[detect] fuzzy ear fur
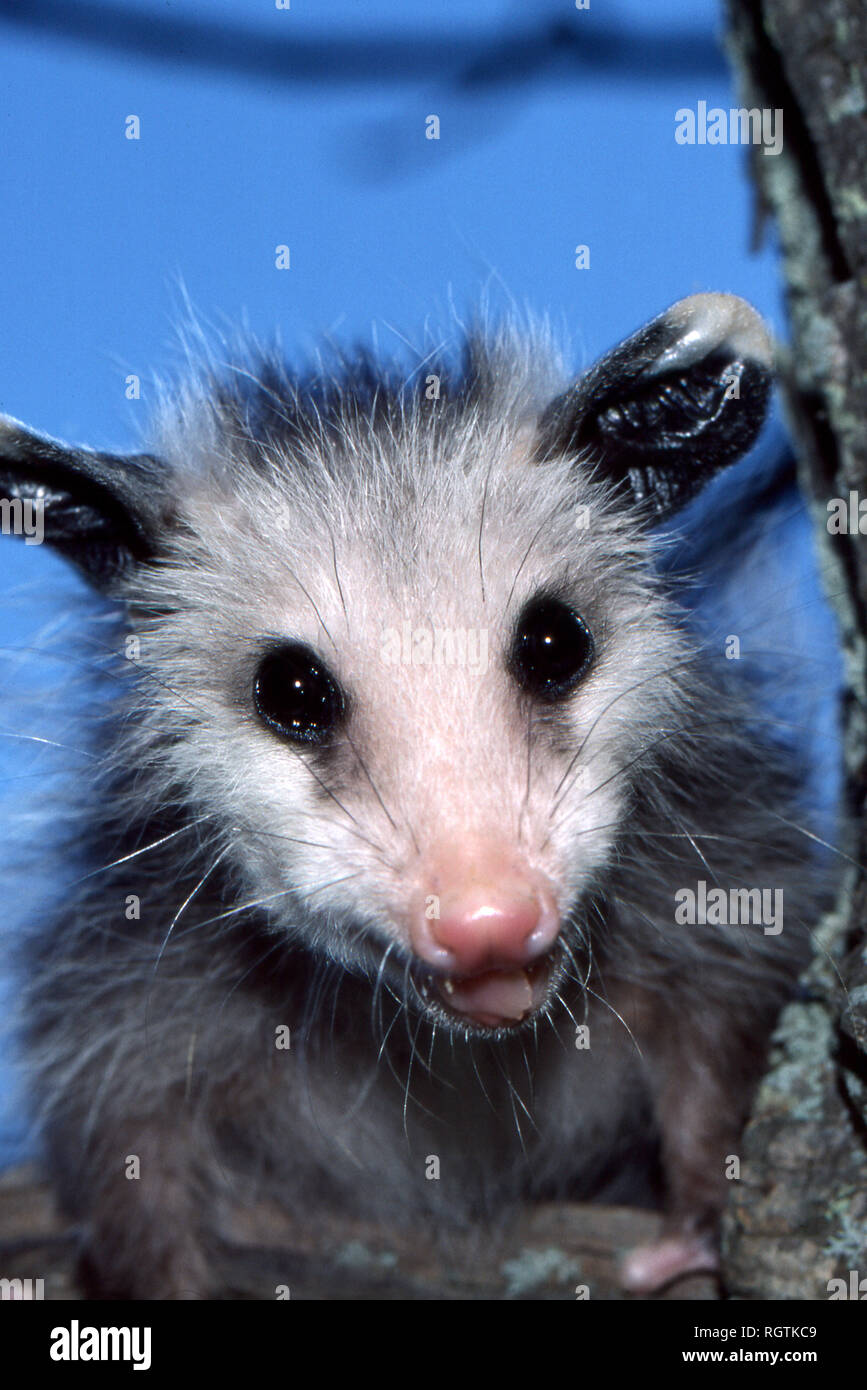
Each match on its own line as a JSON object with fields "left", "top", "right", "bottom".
{"left": 536, "top": 293, "right": 773, "bottom": 516}
{"left": 0, "top": 294, "right": 771, "bottom": 584}
{"left": 0, "top": 416, "right": 169, "bottom": 588}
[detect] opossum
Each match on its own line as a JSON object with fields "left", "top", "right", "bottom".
{"left": 0, "top": 293, "right": 831, "bottom": 1299}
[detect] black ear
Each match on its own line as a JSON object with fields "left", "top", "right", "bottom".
{"left": 0, "top": 415, "right": 171, "bottom": 588}
{"left": 536, "top": 293, "right": 773, "bottom": 517}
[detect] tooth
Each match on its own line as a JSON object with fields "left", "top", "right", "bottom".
{"left": 442, "top": 978, "right": 455, "bottom": 995}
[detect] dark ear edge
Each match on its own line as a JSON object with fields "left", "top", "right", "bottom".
{"left": 536, "top": 293, "right": 774, "bottom": 518}
{"left": 0, "top": 415, "right": 171, "bottom": 588}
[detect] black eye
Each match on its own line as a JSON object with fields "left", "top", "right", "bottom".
{"left": 253, "top": 643, "right": 345, "bottom": 745}
{"left": 509, "top": 597, "right": 595, "bottom": 701}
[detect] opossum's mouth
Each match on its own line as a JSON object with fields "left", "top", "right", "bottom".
{"left": 411, "top": 950, "right": 562, "bottom": 1033}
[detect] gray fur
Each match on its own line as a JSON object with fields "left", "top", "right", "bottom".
{"left": 7, "top": 301, "right": 830, "bottom": 1297}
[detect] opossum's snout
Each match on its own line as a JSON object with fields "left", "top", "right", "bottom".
{"left": 409, "top": 844, "right": 561, "bottom": 1028}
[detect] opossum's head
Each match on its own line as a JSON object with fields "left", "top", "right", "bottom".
{"left": 1, "top": 294, "right": 772, "bottom": 1034}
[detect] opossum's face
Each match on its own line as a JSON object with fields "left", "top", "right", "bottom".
{"left": 147, "top": 455, "right": 686, "bottom": 1034}
{"left": 0, "top": 293, "right": 772, "bottom": 1034}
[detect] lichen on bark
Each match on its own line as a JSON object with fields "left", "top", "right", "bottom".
{"left": 722, "top": 0, "right": 867, "bottom": 1299}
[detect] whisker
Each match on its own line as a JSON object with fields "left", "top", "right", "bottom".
{"left": 330, "top": 530, "right": 349, "bottom": 625}
{"left": 550, "top": 655, "right": 703, "bottom": 804}
{"left": 504, "top": 496, "right": 570, "bottom": 616}
{"left": 152, "top": 841, "right": 234, "bottom": 981}
{"left": 74, "top": 815, "right": 215, "bottom": 884}
{"left": 477, "top": 461, "right": 493, "bottom": 606}
{"left": 584, "top": 983, "right": 644, "bottom": 1061}
{"left": 0, "top": 729, "right": 97, "bottom": 759}
{"left": 344, "top": 729, "right": 398, "bottom": 833}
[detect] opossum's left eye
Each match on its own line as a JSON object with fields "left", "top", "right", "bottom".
{"left": 254, "top": 643, "right": 346, "bottom": 745}
{"left": 509, "top": 596, "right": 595, "bottom": 701}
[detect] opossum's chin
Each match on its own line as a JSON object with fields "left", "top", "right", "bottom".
{"left": 412, "top": 952, "right": 562, "bottom": 1035}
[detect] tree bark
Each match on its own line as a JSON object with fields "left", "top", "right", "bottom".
{"left": 0, "top": 1165, "right": 718, "bottom": 1300}
{"left": 722, "top": 0, "right": 867, "bottom": 1298}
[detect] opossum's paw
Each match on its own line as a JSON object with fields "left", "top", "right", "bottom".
{"left": 619, "top": 1232, "right": 719, "bottom": 1294}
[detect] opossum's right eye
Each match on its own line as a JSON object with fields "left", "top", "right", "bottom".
{"left": 509, "top": 596, "right": 595, "bottom": 701}
{"left": 253, "top": 643, "right": 345, "bottom": 745}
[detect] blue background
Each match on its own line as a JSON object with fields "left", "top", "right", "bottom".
{"left": 0, "top": 0, "right": 840, "bottom": 1167}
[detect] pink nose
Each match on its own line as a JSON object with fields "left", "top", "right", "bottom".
{"left": 410, "top": 856, "right": 560, "bottom": 975}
